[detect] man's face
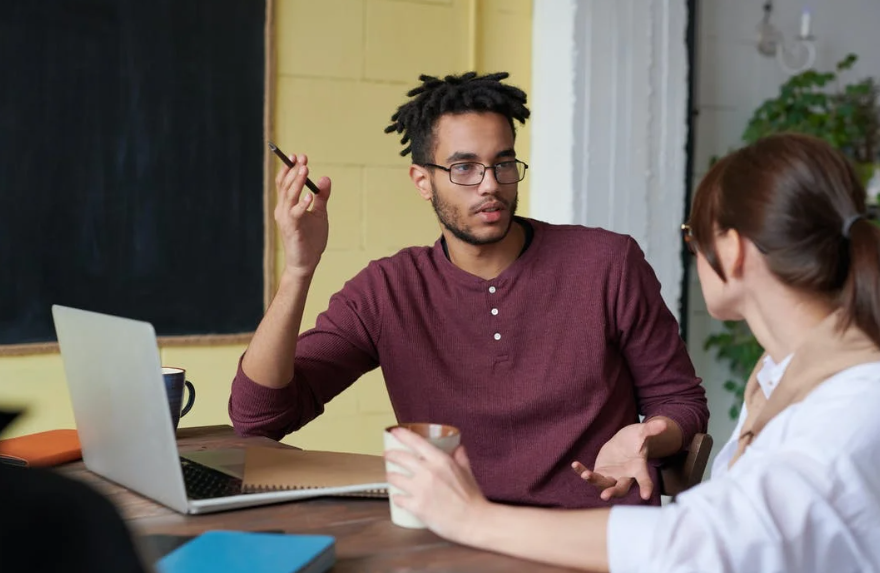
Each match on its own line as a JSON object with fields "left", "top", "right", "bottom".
{"left": 421, "top": 112, "right": 519, "bottom": 246}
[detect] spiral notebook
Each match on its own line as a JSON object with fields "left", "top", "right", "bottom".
{"left": 242, "top": 446, "right": 388, "bottom": 498}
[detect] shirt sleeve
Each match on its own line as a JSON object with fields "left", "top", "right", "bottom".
{"left": 607, "top": 448, "right": 874, "bottom": 573}
{"left": 228, "top": 263, "right": 384, "bottom": 439}
{"left": 613, "top": 237, "right": 708, "bottom": 451}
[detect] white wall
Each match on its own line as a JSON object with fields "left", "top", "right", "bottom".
{"left": 531, "top": 0, "right": 689, "bottom": 319}
{"left": 688, "top": 0, "right": 880, "bottom": 470}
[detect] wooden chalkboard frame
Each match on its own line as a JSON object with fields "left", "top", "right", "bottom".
{"left": 0, "top": 0, "right": 276, "bottom": 356}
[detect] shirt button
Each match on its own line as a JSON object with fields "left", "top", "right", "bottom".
{"left": 493, "top": 333, "right": 501, "bottom": 340}
{"left": 491, "top": 308, "right": 499, "bottom": 316}
{"left": 488, "top": 286, "right": 496, "bottom": 293}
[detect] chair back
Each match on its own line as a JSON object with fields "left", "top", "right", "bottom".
{"left": 659, "top": 432, "right": 713, "bottom": 498}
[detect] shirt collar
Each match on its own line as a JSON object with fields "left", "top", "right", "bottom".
{"left": 756, "top": 353, "right": 794, "bottom": 398}
{"left": 439, "top": 216, "right": 534, "bottom": 261}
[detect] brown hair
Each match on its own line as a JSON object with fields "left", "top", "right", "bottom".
{"left": 689, "top": 133, "right": 880, "bottom": 347}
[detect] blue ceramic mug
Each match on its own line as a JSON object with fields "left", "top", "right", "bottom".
{"left": 162, "top": 367, "right": 196, "bottom": 431}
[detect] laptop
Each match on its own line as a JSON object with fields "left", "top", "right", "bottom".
{"left": 52, "top": 304, "right": 384, "bottom": 515}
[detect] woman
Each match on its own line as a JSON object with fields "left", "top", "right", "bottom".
{"left": 384, "top": 133, "right": 880, "bottom": 572}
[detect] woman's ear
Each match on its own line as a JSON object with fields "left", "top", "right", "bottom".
{"left": 717, "top": 228, "right": 747, "bottom": 280}
{"left": 409, "top": 165, "right": 434, "bottom": 201}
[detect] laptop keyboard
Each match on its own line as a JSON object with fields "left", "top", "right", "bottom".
{"left": 179, "top": 457, "right": 251, "bottom": 500}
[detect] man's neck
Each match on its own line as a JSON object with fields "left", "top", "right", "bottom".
{"left": 443, "top": 220, "right": 526, "bottom": 280}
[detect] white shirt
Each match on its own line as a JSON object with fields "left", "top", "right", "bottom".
{"left": 710, "top": 353, "right": 794, "bottom": 476}
{"left": 608, "top": 360, "right": 880, "bottom": 573}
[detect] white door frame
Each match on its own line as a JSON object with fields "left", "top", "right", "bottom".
{"left": 530, "top": 0, "right": 690, "bottom": 318}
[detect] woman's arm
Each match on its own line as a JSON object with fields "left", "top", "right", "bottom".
{"left": 471, "top": 503, "right": 611, "bottom": 572}
{"left": 385, "top": 428, "right": 611, "bottom": 572}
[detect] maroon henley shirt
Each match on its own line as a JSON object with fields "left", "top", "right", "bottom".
{"left": 229, "top": 218, "right": 708, "bottom": 508}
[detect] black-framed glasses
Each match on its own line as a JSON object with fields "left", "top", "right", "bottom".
{"left": 422, "top": 160, "right": 529, "bottom": 186}
{"left": 681, "top": 223, "right": 696, "bottom": 255}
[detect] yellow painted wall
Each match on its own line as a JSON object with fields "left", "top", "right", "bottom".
{"left": 0, "top": 0, "right": 532, "bottom": 456}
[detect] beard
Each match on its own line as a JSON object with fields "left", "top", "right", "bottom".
{"left": 430, "top": 184, "right": 518, "bottom": 246}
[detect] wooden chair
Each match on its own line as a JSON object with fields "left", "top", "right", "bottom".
{"left": 659, "top": 432, "right": 714, "bottom": 498}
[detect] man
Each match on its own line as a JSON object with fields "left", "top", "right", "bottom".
{"left": 229, "top": 72, "right": 708, "bottom": 509}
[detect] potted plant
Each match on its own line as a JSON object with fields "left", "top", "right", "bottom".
{"left": 743, "top": 54, "right": 879, "bottom": 184}
{"left": 705, "top": 54, "right": 880, "bottom": 418}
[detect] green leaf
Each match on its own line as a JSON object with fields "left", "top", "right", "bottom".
{"left": 729, "top": 403, "right": 741, "bottom": 420}
{"left": 837, "top": 53, "right": 858, "bottom": 71}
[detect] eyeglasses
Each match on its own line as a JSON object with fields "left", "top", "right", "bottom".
{"left": 681, "top": 223, "right": 770, "bottom": 255}
{"left": 422, "top": 160, "right": 529, "bottom": 186}
{"left": 681, "top": 223, "right": 696, "bottom": 255}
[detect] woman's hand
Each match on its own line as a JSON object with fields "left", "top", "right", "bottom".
{"left": 384, "top": 428, "right": 492, "bottom": 544}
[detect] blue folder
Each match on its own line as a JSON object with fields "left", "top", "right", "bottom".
{"left": 156, "top": 530, "right": 335, "bottom": 573}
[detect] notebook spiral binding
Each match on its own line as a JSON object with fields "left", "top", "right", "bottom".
{"left": 241, "top": 483, "right": 388, "bottom": 498}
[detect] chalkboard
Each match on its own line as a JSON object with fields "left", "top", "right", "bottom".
{"left": 0, "top": 0, "right": 272, "bottom": 352}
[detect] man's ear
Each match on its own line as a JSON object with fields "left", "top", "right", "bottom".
{"left": 409, "top": 164, "right": 434, "bottom": 202}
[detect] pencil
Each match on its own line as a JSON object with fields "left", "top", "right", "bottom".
{"left": 268, "top": 141, "right": 321, "bottom": 195}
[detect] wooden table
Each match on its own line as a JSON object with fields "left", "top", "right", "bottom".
{"left": 60, "top": 425, "right": 579, "bottom": 572}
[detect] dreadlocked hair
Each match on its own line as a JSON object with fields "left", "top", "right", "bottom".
{"left": 384, "top": 72, "right": 530, "bottom": 164}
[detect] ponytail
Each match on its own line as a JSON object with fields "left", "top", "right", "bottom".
{"left": 840, "top": 218, "right": 880, "bottom": 349}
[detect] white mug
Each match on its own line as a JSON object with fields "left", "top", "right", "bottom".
{"left": 383, "top": 423, "right": 461, "bottom": 529}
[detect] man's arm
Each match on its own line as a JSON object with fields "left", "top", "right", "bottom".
{"left": 240, "top": 153, "right": 331, "bottom": 389}
{"left": 242, "top": 271, "right": 316, "bottom": 390}
{"left": 615, "top": 237, "right": 708, "bottom": 451}
{"left": 229, "top": 277, "right": 383, "bottom": 439}
{"left": 572, "top": 237, "right": 708, "bottom": 500}
{"left": 229, "top": 155, "right": 375, "bottom": 439}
